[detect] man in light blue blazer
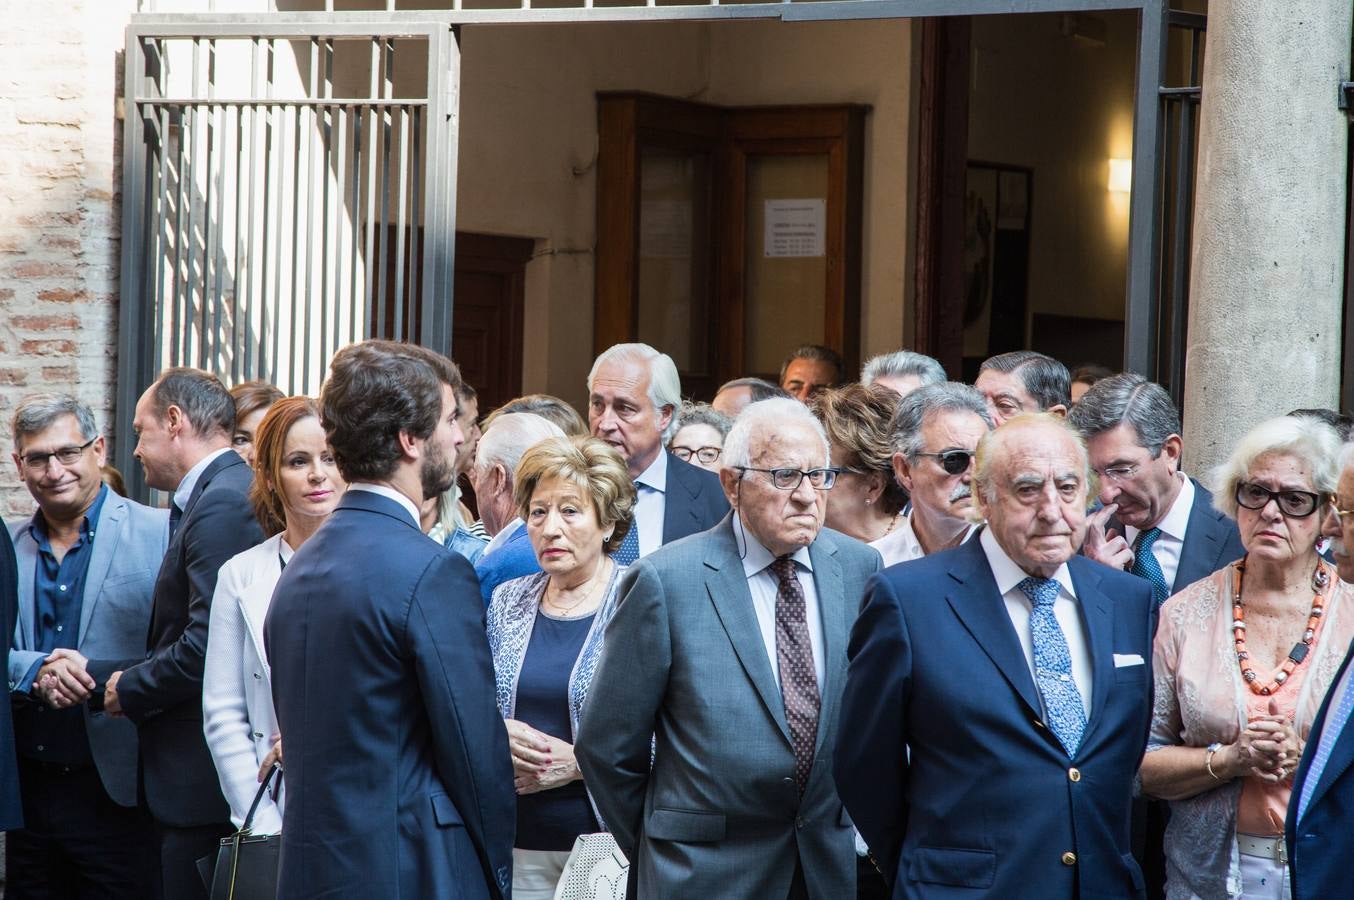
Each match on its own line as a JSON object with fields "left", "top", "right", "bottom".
{"left": 7, "top": 393, "right": 166, "bottom": 897}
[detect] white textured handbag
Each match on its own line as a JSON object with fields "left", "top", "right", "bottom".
{"left": 552, "top": 833, "right": 628, "bottom": 900}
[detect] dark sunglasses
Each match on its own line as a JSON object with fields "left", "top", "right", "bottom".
{"left": 915, "top": 449, "right": 976, "bottom": 476}
{"left": 1235, "top": 482, "right": 1321, "bottom": 518}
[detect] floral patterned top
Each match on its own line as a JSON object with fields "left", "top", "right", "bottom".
{"left": 1147, "top": 560, "right": 1354, "bottom": 899}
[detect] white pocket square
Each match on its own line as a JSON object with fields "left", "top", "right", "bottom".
{"left": 1113, "top": 653, "right": 1146, "bottom": 668}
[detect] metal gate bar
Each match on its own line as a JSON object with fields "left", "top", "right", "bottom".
{"left": 116, "top": 17, "right": 458, "bottom": 500}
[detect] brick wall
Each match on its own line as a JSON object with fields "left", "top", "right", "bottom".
{"left": 0, "top": 1, "right": 137, "bottom": 516}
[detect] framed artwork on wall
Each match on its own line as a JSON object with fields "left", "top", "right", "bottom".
{"left": 961, "top": 161, "right": 1032, "bottom": 381}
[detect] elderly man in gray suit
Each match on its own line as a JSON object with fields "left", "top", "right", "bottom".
{"left": 7, "top": 393, "right": 166, "bottom": 897}
{"left": 578, "top": 397, "right": 880, "bottom": 899}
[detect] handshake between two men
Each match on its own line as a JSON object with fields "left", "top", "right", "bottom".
{"left": 31, "top": 648, "right": 127, "bottom": 716}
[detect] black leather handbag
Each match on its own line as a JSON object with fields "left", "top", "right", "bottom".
{"left": 200, "top": 763, "right": 283, "bottom": 900}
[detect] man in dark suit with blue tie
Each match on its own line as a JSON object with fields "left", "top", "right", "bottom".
{"left": 1286, "top": 446, "right": 1354, "bottom": 899}
{"left": 836, "top": 413, "right": 1155, "bottom": 898}
{"left": 1072, "top": 373, "right": 1244, "bottom": 603}
{"left": 69, "top": 368, "right": 264, "bottom": 899}
{"left": 265, "top": 340, "right": 514, "bottom": 899}
{"left": 1070, "top": 373, "right": 1244, "bottom": 897}
{"left": 587, "top": 343, "right": 728, "bottom": 565}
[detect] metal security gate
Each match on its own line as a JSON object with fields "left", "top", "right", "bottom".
{"left": 115, "top": 15, "right": 459, "bottom": 498}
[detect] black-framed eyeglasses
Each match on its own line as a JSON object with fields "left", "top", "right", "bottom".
{"left": 1235, "top": 482, "right": 1321, "bottom": 518}
{"left": 671, "top": 445, "right": 722, "bottom": 465}
{"left": 735, "top": 466, "right": 837, "bottom": 491}
{"left": 20, "top": 437, "right": 97, "bottom": 471}
{"left": 914, "top": 449, "right": 976, "bottom": 476}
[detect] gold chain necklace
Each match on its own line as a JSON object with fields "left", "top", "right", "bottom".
{"left": 543, "top": 561, "right": 610, "bottom": 618}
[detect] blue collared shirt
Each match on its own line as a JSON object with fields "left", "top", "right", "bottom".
{"left": 17, "top": 484, "right": 109, "bottom": 765}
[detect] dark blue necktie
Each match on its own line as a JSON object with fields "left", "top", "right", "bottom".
{"left": 612, "top": 517, "right": 640, "bottom": 566}
{"left": 168, "top": 502, "right": 183, "bottom": 540}
{"left": 1131, "top": 527, "right": 1171, "bottom": 608}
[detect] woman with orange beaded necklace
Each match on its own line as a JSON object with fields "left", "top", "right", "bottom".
{"left": 1142, "top": 415, "right": 1350, "bottom": 899}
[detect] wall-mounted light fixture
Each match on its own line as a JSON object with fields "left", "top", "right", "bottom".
{"left": 1108, "top": 158, "right": 1132, "bottom": 193}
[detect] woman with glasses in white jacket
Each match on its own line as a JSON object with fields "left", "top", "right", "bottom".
{"left": 203, "top": 396, "right": 345, "bottom": 833}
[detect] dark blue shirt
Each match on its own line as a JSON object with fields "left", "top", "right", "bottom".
{"left": 514, "top": 610, "right": 598, "bottom": 851}
{"left": 16, "top": 484, "right": 108, "bottom": 765}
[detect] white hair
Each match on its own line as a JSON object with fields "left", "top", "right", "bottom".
{"left": 1211, "top": 415, "right": 1342, "bottom": 519}
{"left": 722, "top": 398, "right": 830, "bottom": 471}
{"left": 861, "top": 350, "right": 946, "bottom": 388}
{"left": 475, "top": 413, "right": 566, "bottom": 483}
{"left": 587, "top": 343, "right": 683, "bottom": 442}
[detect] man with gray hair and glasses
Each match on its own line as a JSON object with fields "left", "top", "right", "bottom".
{"left": 588, "top": 343, "right": 727, "bottom": 565}
{"left": 578, "top": 397, "right": 880, "bottom": 898}
{"left": 875, "top": 382, "right": 993, "bottom": 566}
{"left": 860, "top": 350, "right": 946, "bottom": 399}
{"left": 7, "top": 393, "right": 167, "bottom": 896}
{"left": 1069, "top": 373, "right": 1243, "bottom": 607}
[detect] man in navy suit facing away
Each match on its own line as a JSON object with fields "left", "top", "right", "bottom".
{"left": 265, "top": 340, "right": 514, "bottom": 900}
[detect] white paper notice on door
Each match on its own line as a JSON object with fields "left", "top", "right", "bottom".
{"left": 764, "top": 198, "right": 826, "bottom": 258}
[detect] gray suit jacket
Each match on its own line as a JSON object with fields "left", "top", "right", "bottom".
{"left": 7, "top": 491, "right": 168, "bottom": 807}
{"left": 577, "top": 516, "right": 881, "bottom": 899}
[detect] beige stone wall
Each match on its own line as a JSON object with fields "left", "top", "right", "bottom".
{"left": 0, "top": 0, "right": 136, "bottom": 515}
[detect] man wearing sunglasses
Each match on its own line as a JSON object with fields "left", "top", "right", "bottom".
{"left": 877, "top": 383, "right": 993, "bottom": 565}
{"left": 1070, "top": 374, "right": 1244, "bottom": 609}
{"left": 578, "top": 397, "right": 881, "bottom": 899}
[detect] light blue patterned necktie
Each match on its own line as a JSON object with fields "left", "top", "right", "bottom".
{"left": 1018, "top": 576, "right": 1087, "bottom": 756}
{"left": 1296, "top": 668, "right": 1354, "bottom": 822}
{"left": 1131, "top": 526, "right": 1171, "bottom": 609}
{"left": 612, "top": 517, "right": 640, "bottom": 566}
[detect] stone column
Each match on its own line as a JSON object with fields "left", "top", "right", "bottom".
{"left": 1181, "top": 1, "right": 1352, "bottom": 476}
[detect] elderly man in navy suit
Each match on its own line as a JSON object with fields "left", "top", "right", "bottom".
{"left": 7, "top": 394, "right": 166, "bottom": 897}
{"left": 836, "top": 413, "right": 1155, "bottom": 898}
{"left": 265, "top": 340, "right": 514, "bottom": 899}
{"left": 587, "top": 343, "right": 728, "bottom": 565}
{"left": 1287, "top": 443, "right": 1354, "bottom": 899}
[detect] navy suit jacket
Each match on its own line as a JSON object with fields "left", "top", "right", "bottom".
{"left": 1171, "top": 479, "right": 1244, "bottom": 593}
{"left": 88, "top": 449, "right": 262, "bottom": 827}
{"left": 835, "top": 537, "right": 1154, "bottom": 899}
{"left": 265, "top": 489, "right": 514, "bottom": 900}
{"left": 1286, "top": 637, "right": 1354, "bottom": 900}
{"left": 0, "top": 523, "right": 22, "bottom": 829}
{"left": 660, "top": 452, "right": 728, "bottom": 544}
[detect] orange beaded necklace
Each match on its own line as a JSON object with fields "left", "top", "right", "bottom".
{"left": 1232, "top": 555, "right": 1331, "bottom": 696}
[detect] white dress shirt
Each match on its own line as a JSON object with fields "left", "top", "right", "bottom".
{"left": 347, "top": 483, "right": 421, "bottom": 528}
{"left": 483, "top": 516, "right": 524, "bottom": 558}
{"left": 173, "top": 446, "right": 235, "bottom": 512}
{"left": 980, "top": 527, "right": 1093, "bottom": 718}
{"left": 871, "top": 514, "right": 978, "bottom": 567}
{"left": 1124, "top": 473, "right": 1194, "bottom": 592}
{"left": 733, "top": 515, "right": 826, "bottom": 689}
{"left": 631, "top": 449, "right": 668, "bottom": 558}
